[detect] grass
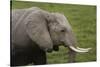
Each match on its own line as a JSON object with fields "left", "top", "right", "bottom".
{"left": 11, "top": 1, "right": 96, "bottom": 64}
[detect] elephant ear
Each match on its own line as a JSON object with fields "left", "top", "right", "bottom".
{"left": 24, "top": 12, "right": 53, "bottom": 51}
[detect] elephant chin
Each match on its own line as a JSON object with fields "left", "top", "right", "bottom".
{"left": 69, "top": 46, "right": 92, "bottom": 53}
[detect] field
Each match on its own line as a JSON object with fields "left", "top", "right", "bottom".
{"left": 11, "top": 1, "right": 96, "bottom": 64}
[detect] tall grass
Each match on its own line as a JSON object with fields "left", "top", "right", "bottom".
{"left": 11, "top": 1, "right": 96, "bottom": 64}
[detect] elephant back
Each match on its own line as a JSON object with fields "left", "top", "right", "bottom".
{"left": 11, "top": 7, "right": 41, "bottom": 30}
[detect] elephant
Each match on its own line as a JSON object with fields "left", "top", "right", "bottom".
{"left": 11, "top": 7, "right": 91, "bottom": 66}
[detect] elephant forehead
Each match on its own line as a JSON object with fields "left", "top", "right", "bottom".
{"left": 56, "top": 17, "right": 71, "bottom": 30}
{"left": 60, "top": 17, "right": 71, "bottom": 29}
{"left": 54, "top": 14, "right": 68, "bottom": 25}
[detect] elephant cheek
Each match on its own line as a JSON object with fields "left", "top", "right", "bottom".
{"left": 64, "top": 33, "right": 76, "bottom": 47}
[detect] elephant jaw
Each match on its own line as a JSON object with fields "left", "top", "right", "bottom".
{"left": 69, "top": 46, "right": 92, "bottom": 53}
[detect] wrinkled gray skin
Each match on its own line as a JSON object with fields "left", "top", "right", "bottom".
{"left": 11, "top": 7, "right": 81, "bottom": 66}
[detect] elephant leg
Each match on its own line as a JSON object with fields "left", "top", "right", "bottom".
{"left": 11, "top": 50, "right": 34, "bottom": 66}
{"left": 33, "top": 49, "right": 47, "bottom": 65}
{"left": 68, "top": 48, "right": 76, "bottom": 63}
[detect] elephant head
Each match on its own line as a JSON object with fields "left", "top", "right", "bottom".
{"left": 46, "top": 13, "right": 91, "bottom": 53}
{"left": 24, "top": 8, "right": 91, "bottom": 53}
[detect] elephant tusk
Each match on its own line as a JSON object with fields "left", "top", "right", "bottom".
{"left": 69, "top": 46, "right": 89, "bottom": 53}
{"left": 76, "top": 47, "right": 92, "bottom": 51}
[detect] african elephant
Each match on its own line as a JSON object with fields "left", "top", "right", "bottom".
{"left": 11, "top": 7, "right": 91, "bottom": 66}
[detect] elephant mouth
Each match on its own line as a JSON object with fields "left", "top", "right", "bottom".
{"left": 53, "top": 41, "right": 91, "bottom": 53}
{"left": 53, "top": 45, "right": 59, "bottom": 51}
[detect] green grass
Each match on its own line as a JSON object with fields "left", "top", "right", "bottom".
{"left": 11, "top": 1, "right": 96, "bottom": 64}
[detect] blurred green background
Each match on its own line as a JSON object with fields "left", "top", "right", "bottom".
{"left": 11, "top": 1, "right": 96, "bottom": 64}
